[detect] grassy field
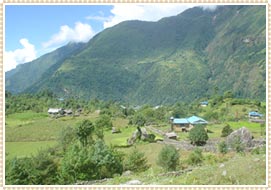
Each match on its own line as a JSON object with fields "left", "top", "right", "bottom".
{"left": 5, "top": 141, "right": 57, "bottom": 160}
{"left": 5, "top": 109, "right": 266, "bottom": 185}
{"left": 5, "top": 111, "right": 130, "bottom": 158}
{"left": 94, "top": 150, "right": 266, "bottom": 185}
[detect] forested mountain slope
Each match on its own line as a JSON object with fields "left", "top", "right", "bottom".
{"left": 6, "top": 5, "right": 266, "bottom": 104}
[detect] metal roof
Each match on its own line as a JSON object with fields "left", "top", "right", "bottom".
{"left": 187, "top": 115, "right": 208, "bottom": 124}
{"left": 173, "top": 118, "right": 189, "bottom": 124}
{"left": 249, "top": 111, "right": 263, "bottom": 117}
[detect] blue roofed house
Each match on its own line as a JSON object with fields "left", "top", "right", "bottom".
{"left": 172, "top": 116, "right": 208, "bottom": 132}
{"left": 248, "top": 111, "right": 263, "bottom": 118}
{"left": 200, "top": 101, "right": 208, "bottom": 107}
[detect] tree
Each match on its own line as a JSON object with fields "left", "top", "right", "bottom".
{"left": 157, "top": 145, "right": 180, "bottom": 171}
{"left": 76, "top": 120, "right": 94, "bottom": 146}
{"left": 59, "top": 126, "right": 77, "bottom": 151}
{"left": 218, "top": 141, "right": 228, "bottom": 154}
{"left": 6, "top": 157, "right": 35, "bottom": 185}
{"left": 189, "top": 125, "right": 209, "bottom": 146}
{"left": 31, "top": 148, "right": 59, "bottom": 184}
{"left": 95, "top": 114, "right": 113, "bottom": 130}
{"left": 221, "top": 124, "right": 233, "bottom": 137}
{"left": 124, "top": 148, "right": 150, "bottom": 172}
{"left": 59, "top": 144, "right": 95, "bottom": 184}
{"left": 130, "top": 113, "right": 146, "bottom": 127}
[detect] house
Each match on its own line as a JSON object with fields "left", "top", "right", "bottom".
{"left": 200, "top": 101, "right": 208, "bottom": 107}
{"left": 165, "top": 132, "right": 178, "bottom": 140}
{"left": 64, "top": 109, "right": 73, "bottom": 116}
{"left": 248, "top": 111, "right": 263, "bottom": 118}
{"left": 172, "top": 118, "right": 190, "bottom": 132}
{"left": 48, "top": 108, "right": 62, "bottom": 115}
{"left": 171, "top": 115, "right": 208, "bottom": 132}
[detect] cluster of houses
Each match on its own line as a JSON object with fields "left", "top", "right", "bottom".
{"left": 48, "top": 108, "right": 82, "bottom": 117}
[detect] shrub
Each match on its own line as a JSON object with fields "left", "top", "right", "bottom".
{"left": 95, "top": 114, "right": 113, "bottom": 130}
{"left": 6, "top": 157, "right": 35, "bottom": 185}
{"left": 157, "top": 145, "right": 180, "bottom": 171}
{"left": 230, "top": 136, "right": 245, "bottom": 153}
{"left": 59, "top": 126, "right": 77, "bottom": 151}
{"left": 188, "top": 148, "right": 203, "bottom": 165}
{"left": 60, "top": 140, "right": 124, "bottom": 184}
{"left": 218, "top": 141, "right": 228, "bottom": 154}
{"left": 221, "top": 124, "right": 233, "bottom": 137}
{"left": 189, "top": 125, "right": 208, "bottom": 146}
{"left": 31, "top": 148, "right": 59, "bottom": 184}
{"left": 124, "top": 148, "right": 150, "bottom": 172}
{"left": 251, "top": 147, "right": 260, "bottom": 155}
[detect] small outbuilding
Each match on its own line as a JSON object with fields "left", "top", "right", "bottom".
{"left": 64, "top": 109, "right": 73, "bottom": 116}
{"left": 165, "top": 132, "right": 178, "bottom": 140}
{"left": 48, "top": 108, "right": 62, "bottom": 115}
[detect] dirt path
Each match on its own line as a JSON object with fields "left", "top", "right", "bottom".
{"left": 145, "top": 125, "right": 219, "bottom": 152}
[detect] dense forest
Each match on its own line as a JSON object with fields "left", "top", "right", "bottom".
{"left": 6, "top": 5, "right": 266, "bottom": 104}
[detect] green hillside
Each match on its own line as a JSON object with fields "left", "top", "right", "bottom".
{"left": 5, "top": 42, "right": 86, "bottom": 94}
{"left": 6, "top": 5, "right": 266, "bottom": 104}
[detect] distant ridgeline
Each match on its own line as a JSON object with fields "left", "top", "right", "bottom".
{"left": 5, "top": 5, "right": 266, "bottom": 105}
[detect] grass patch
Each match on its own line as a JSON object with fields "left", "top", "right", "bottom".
{"left": 5, "top": 141, "right": 57, "bottom": 160}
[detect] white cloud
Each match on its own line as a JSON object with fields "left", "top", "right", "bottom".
{"left": 42, "top": 22, "right": 95, "bottom": 48}
{"left": 85, "top": 15, "right": 110, "bottom": 22}
{"left": 103, "top": 4, "right": 194, "bottom": 29}
{"left": 201, "top": 5, "right": 218, "bottom": 11}
{"left": 5, "top": 38, "right": 37, "bottom": 72}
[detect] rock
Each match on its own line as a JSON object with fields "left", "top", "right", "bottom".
{"left": 219, "top": 163, "right": 225, "bottom": 168}
{"left": 127, "top": 130, "right": 140, "bottom": 145}
{"left": 112, "top": 127, "right": 121, "bottom": 134}
{"left": 251, "top": 138, "right": 266, "bottom": 147}
{"left": 123, "top": 179, "right": 142, "bottom": 185}
{"left": 140, "top": 127, "right": 149, "bottom": 140}
{"left": 226, "top": 127, "right": 253, "bottom": 148}
{"left": 122, "top": 170, "right": 133, "bottom": 176}
{"left": 254, "top": 158, "right": 260, "bottom": 162}
{"left": 222, "top": 170, "right": 227, "bottom": 176}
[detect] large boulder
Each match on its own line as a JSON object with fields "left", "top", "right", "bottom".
{"left": 127, "top": 130, "right": 140, "bottom": 145}
{"left": 112, "top": 127, "right": 121, "bottom": 134}
{"left": 140, "top": 127, "right": 149, "bottom": 140}
{"left": 127, "top": 127, "right": 155, "bottom": 145}
{"left": 226, "top": 127, "right": 253, "bottom": 149}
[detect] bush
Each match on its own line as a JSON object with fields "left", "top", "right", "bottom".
{"left": 218, "top": 141, "right": 228, "bottom": 154}
{"left": 157, "top": 145, "right": 180, "bottom": 171}
{"left": 221, "top": 124, "right": 233, "bottom": 137}
{"left": 124, "top": 148, "right": 150, "bottom": 172}
{"left": 31, "top": 148, "right": 59, "bottom": 184}
{"left": 59, "top": 126, "right": 77, "bottom": 151}
{"left": 251, "top": 147, "right": 260, "bottom": 155}
{"left": 230, "top": 136, "right": 245, "bottom": 153}
{"left": 188, "top": 148, "right": 203, "bottom": 165}
{"left": 60, "top": 140, "right": 124, "bottom": 184}
{"left": 189, "top": 125, "right": 209, "bottom": 146}
{"left": 6, "top": 157, "right": 35, "bottom": 185}
{"left": 95, "top": 114, "right": 113, "bottom": 130}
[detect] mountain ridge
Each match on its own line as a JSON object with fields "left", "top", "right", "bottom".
{"left": 5, "top": 5, "right": 266, "bottom": 104}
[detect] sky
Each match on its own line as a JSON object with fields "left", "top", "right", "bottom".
{"left": 4, "top": 4, "right": 218, "bottom": 72}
